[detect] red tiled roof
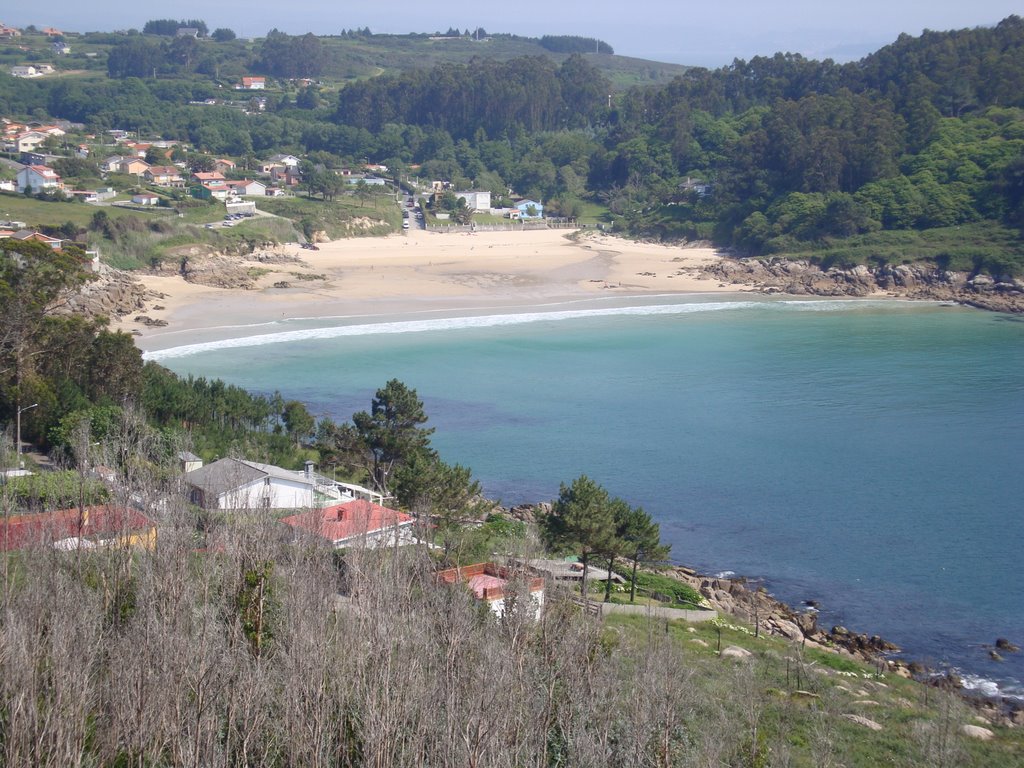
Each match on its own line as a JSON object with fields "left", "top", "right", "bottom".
{"left": 281, "top": 499, "right": 412, "bottom": 544}
{"left": 467, "top": 573, "right": 507, "bottom": 599}
{"left": 29, "top": 165, "right": 59, "bottom": 177}
{"left": 0, "top": 505, "right": 154, "bottom": 551}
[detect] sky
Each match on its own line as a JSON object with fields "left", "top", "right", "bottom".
{"left": 5, "top": 2, "right": 1022, "bottom": 67}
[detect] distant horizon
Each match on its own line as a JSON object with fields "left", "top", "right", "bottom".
{"left": 2, "top": 4, "right": 1021, "bottom": 68}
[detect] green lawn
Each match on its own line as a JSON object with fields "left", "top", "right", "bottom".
{"left": 0, "top": 192, "right": 164, "bottom": 229}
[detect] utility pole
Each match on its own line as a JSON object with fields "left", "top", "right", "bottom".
{"left": 15, "top": 403, "right": 38, "bottom": 469}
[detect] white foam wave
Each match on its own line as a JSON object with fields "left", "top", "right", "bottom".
{"left": 143, "top": 298, "right": 900, "bottom": 361}
{"left": 957, "top": 671, "right": 1024, "bottom": 702}
{"left": 714, "top": 570, "right": 737, "bottom": 579}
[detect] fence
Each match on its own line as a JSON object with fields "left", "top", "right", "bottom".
{"left": 425, "top": 220, "right": 579, "bottom": 234}
{"left": 568, "top": 594, "right": 717, "bottom": 623}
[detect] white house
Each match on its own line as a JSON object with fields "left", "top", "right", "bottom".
{"left": 14, "top": 131, "right": 48, "bottom": 153}
{"left": 131, "top": 193, "right": 160, "bottom": 206}
{"left": 10, "top": 65, "right": 38, "bottom": 78}
{"left": 225, "top": 179, "right": 266, "bottom": 196}
{"left": 454, "top": 190, "right": 491, "bottom": 211}
{"left": 16, "top": 165, "right": 63, "bottom": 194}
{"left": 266, "top": 153, "right": 300, "bottom": 168}
{"left": 184, "top": 458, "right": 371, "bottom": 511}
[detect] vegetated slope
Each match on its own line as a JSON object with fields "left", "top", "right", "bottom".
{"left": 314, "top": 33, "right": 690, "bottom": 88}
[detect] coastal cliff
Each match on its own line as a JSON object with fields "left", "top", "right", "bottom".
{"left": 699, "top": 258, "right": 1024, "bottom": 314}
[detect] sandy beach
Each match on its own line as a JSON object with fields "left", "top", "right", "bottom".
{"left": 119, "top": 228, "right": 749, "bottom": 353}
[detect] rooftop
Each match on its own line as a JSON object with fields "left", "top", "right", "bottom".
{"left": 281, "top": 499, "right": 413, "bottom": 544}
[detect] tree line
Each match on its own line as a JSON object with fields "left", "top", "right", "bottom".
{"left": 3, "top": 17, "right": 1024, "bottom": 272}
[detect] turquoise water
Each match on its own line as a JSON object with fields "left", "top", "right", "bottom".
{"left": 152, "top": 295, "right": 1024, "bottom": 699}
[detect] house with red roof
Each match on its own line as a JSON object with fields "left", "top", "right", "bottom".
{"left": 238, "top": 76, "right": 266, "bottom": 90}
{"left": 192, "top": 171, "right": 226, "bottom": 186}
{"left": 0, "top": 505, "right": 156, "bottom": 551}
{"left": 143, "top": 165, "right": 184, "bottom": 186}
{"left": 282, "top": 499, "right": 417, "bottom": 549}
{"left": 8, "top": 229, "right": 63, "bottom": 249}
{"left": 437, "top": 562, "right": 545, "bottom": 620}
{"left": 16, "top": 165, "right": 62, "bottom": 194}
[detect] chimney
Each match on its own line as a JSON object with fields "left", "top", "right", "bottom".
{"left": 304, "top": 460, "right": 314, "bottom": 479}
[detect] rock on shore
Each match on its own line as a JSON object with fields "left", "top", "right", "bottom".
{"left": 700, "top": 258, "right": 1024, "bottom": 313}
{"left": 63, "top": 267, "right": 162, "bottom": 322}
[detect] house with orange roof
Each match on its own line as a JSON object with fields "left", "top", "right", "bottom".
{"left": 143, "top": 165, "right": 184, "bottom": 186}
{"left": 16, "top": 165, "right": 62, "bottom": 194}
{"left": 238, "top": 76, "right": 266, "bottom": 90}
{"left": 42, "top": 27, "right": 63, "bottom": 37}
{"left": 9, "top": 230, "right": 64, "bottom": 249}
{"left": 192, "top": 170, "right": 226, "bottom": 186}
{"left": 0, "top": 505, "right": 156, "bottom": 551}
{"left": 437, "top": 562, "right": 545, "bottom": 620}
{"left": 214, "top": 158, "right": 237, "bottom": 174}
{"left": 282, "top": 499, "right": 417, "bottom": 549}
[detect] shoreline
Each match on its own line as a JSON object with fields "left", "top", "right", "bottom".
{"left": 104, "top": 228, "right": 755, "bottom": 351}
{"left": 94, "top": 227, "right": 1021, "bottom": 355}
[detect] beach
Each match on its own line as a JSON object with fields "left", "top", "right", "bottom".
{"left": 118, "top": 228, "right": 748, "bottom": 353}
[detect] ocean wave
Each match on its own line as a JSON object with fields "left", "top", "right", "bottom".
{"left": 957, "top": 671, "right": 1024, "bottom": 702}
{"left": 144, "top": 298, "right": 903, "bottom": 361}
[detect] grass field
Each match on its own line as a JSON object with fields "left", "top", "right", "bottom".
{"left": 606, "top": 612, "right": 1024, "bottom": 767}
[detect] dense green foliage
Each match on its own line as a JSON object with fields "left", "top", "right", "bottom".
{"left": 3, "top": 470, "right": 109, "bottom": 511}
{"left": 6, "top": 18, "right": 1022, "bottom": 272}
{"left": 611, "top": 565, "right": 704, "bottom": 607}
{"left": 538, "top": 35, "right": 613, "bottom": 55}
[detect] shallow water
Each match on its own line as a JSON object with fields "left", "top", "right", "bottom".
{"left": 153, "top": 294, "right": 1024, "bottom": 699}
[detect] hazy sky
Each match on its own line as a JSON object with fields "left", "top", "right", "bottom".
{"left": 5, "top": 2, "right": 1021, "bottom": 67}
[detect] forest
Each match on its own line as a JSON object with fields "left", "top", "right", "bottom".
{"left": 0, "top": 18, "right": 1022, "bottom": 275}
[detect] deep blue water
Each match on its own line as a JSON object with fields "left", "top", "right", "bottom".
{"left": 151, "top": 295, "right": 1024, "bottom": 699}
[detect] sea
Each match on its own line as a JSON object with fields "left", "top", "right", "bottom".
{"left": 148, "top": 293, "right": 1024, "bottom": 700}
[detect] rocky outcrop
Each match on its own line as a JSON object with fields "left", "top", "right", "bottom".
{"left": 160, "top": 242, "right": 300, "bottom": 290}
{"left": 701, "top": 258, "right": 1024, "bottom": 313}
{"left": 63, "top": 268, "right": 162, "bottom": 321}
{"left": 178, "top": 254, "right": 259, "bottom": 289}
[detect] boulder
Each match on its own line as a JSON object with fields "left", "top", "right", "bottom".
{"left": 995, "top": 638, "right": 1020, "bottom": 652}
{"left": 795, "top": 612, "right": 818, "bottom": 635}
{"left": 960, "top": 724, "right": 994, "bottom": 741}
{"left": 842, "top": 714, "right": 882, "bottom": 731}
{"left": 771, "top": 618, "right": 805, "bottom": 642}
{"left": 720, "top": 645, "right": 753, "bottom": 659}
